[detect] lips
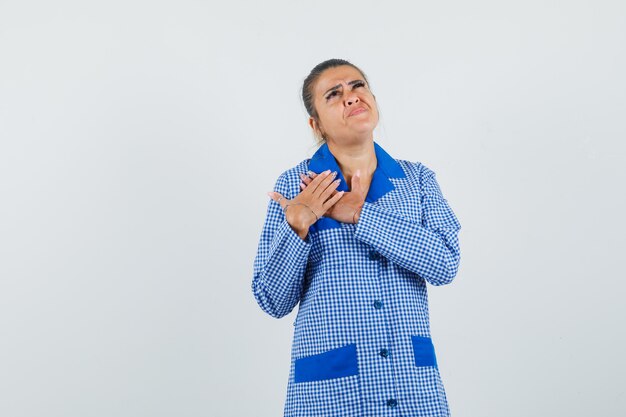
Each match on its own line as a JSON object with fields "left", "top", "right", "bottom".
{"left": 348, "top": 107, "right": 367, "bottom": 117}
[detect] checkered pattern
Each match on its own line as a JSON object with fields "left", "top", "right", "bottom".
{"left": 252, "top": 142, "right": 461, "bottom": 417}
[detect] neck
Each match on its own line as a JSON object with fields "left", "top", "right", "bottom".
{"left": 326, "top": 138, "right": 377, "bottom": 180}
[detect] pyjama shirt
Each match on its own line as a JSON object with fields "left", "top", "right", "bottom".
{"left": 252, "top": 141, "right": 462, "bottom": 417}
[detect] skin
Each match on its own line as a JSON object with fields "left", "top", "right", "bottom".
{"left": 267, "top": 65, "right": 380, "bottom": 240}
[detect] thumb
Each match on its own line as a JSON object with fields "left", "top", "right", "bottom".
{"left": 352, "top": 169, "right": 363, "bottom": 193}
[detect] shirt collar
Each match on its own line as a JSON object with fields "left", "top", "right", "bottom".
{"left": 307, "top": 140, "right": 406, "bottom": 203}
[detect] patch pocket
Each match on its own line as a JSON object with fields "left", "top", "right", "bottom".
{"left": 294, "top": 343, "right": 358, "bottom": 383}
{"left": 411, "top": 335, "right": 438, "bottom": 368}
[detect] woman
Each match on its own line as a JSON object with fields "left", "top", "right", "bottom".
{"left": 252, "top": 58, "right": 462, "bottom": 417}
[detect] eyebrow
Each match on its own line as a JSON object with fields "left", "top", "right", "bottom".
{"left": 323, "top": 79, "right": 365, "bottom": 97}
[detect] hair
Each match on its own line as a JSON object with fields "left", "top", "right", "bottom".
{"left": 301, "top": 58, "right": 372, "bottom": 145}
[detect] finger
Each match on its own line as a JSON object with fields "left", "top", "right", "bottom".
{"left": 299, "top": 172, "right": 313, "bottom": 185}
{"left": 322, "top": 190, "right": 345, "bottom": 210}
{"left": 267, "top": 191, "right": 287, "bottom": 209}
{"left": 306, "top": 169, "right": 332, "bottom": 194}
{"left": 319, "top": 178, "right": 341, "bottom": 201}
{"left": 311, "top": 170, "right": 338, "bottom": 198}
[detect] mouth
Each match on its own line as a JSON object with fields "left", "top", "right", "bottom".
{"left": 348, "top": 107, "right": 367, "bottom": 117}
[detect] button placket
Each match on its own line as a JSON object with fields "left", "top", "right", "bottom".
{"left": 370, "top": 246, "right": 397, "bottom": 412}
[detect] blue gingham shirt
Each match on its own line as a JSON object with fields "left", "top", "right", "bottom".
{"left": 252, "top": 141, "right": 462, "bottom": 417}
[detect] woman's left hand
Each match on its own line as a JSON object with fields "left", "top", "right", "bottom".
{"left": 300, "top": 170, "right": 366, "bottom": 224}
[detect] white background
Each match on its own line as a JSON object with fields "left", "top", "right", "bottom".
{"left": 1, "top": 1, "right": 624, "bottom": 416}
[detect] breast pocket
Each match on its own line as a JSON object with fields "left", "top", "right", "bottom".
{"left": 411, "top": 335, "right": 438, "bottom": 368}
{"left": 294, "top": 343, "right": 359, "bottom": 383}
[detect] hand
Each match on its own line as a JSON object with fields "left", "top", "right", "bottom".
{"left": 268, "top": 169, "right": 345, "bottom": 239}
{"left": 299, "top": 169, "right": 366, "bottom": 224}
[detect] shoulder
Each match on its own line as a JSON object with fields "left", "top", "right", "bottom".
{"left": 394, "top": 158, "right": 437, "bottom": 186}
{"left": 271, "top": 159, "right": 311, "bottom": 199}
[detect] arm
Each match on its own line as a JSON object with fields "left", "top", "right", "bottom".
{"left": 251, "top": 172, "right": 312, "bottom": 318}
{"left": 354, "top": 164, "right": 462, "bottom": 286}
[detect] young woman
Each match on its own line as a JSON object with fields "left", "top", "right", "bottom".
{"left": 252, "top": 58, "right": 462, "bottom": 417}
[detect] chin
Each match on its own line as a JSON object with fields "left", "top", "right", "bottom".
{"left": 354, "top": 121, "right": 378, "bottom": 133}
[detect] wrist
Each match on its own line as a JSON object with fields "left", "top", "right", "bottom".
{"left": 353, "top": 203, "right": 364, "bottom": 224}
{"left": 284, "top": 203, "right": 318, "bottom": 231}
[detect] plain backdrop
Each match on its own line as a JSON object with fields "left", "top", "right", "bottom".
{"left": 1, "top": 1, "right": 625, "bottom": 416}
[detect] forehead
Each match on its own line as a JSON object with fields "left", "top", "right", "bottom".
{"left": 314, "top": 65, "right": 364, "bottom": 94}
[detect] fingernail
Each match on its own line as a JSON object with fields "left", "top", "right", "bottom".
{"left": 325, "top": 169, "right": 331, "bottom": 174}
{"left": 331, "top": 171, "right": 337, "bottom": 177}
{"left": 307, "top": 170, "right": 314, "bottom": 176}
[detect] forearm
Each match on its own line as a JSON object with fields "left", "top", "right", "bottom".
{"left": 354, "top": 201, "right": 461, "bottom": 286}
{"left": 252, "top": 217, "right": 312, "bottom": 318}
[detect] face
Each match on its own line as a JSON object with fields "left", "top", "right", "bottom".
{"left": 309, "top": 65, "right": 379, "bottom": 144}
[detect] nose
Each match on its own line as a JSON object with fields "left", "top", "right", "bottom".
{"left": 345, "top": 95, "right": 359, "bottom": 106}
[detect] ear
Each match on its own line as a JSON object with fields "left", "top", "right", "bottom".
{"left": 309, "top": 117, "right": 324, "bottom": 136}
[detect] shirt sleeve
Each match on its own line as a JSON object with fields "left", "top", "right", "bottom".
{"left": 251, "top": 172, "right": 312, "bottom": 318}
{"left": 353, "top": 163, "right": 462, "bottom": 286}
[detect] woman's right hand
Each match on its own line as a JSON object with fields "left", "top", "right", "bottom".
{"left": 267, "top": 169, "right": 344, "bottom": 240}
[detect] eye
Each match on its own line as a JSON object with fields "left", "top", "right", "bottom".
{"left": 326, "top": 90, "right": 340, "bottom": 101}
{"left": 353, "top": 81, "right": 365, "bottom": 88}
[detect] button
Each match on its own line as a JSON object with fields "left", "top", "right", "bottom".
{"left": 379, "top": 348, "right": 389, "bottom": 358}
{"left": 369, "top": 250, "right": 380, "bottom": 260}
{"left": 387, "top": 398, "right": 397, "bottom": 408}
{"left": 373, "top": 300, "right": 383, "bottom": 309}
